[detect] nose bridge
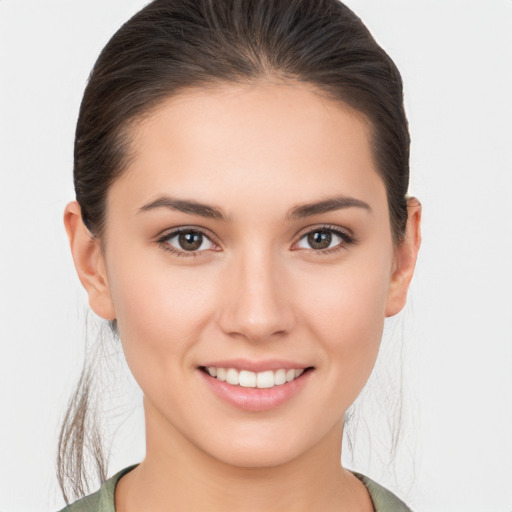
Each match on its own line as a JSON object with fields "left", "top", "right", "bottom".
{"left": 218, "top": 242, "right": 293, "bottom": 342}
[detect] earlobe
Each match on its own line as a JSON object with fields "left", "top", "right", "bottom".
{"left": 385, "top": 197, "right": 422, "bottom": 317}
{"left": 64, "top": 201, "right": 116, "bottom": 320}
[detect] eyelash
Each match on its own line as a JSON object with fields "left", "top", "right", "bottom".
{"left": 156, "top": 225, "right": 356, "bottom": 258}
{"left": 156, "top": 228, "right": 219, "bottom": 258}
{"left": 293, "top": 225, "right": 356, "bottom": 255}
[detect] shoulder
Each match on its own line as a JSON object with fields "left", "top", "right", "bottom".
{"left": 58, "top": 490, "right": 102, "bottom": 512}
{"left": 57, "top": 466, "right": 137, "bottom": 512}
{"left": 353, "top": 472, "right": 412, "bottom": 512}
{"left": 58, "top": 466, "right": 410, "bottom": 512}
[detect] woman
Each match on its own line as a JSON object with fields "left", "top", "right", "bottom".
{"left": 59, "top": 0, "right": 421, "bottom": 510}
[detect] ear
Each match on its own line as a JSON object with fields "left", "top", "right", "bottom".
{"left": 64, "top": 201, "right": 116, "bottom": 320}
{"left": 385, "top": 197, "right": 422, "bottom": 317}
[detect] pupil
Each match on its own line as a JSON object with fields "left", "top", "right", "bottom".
{"left": 308, "top": 231, "right": 332, "bottom": 250}
{"left": 179, "top": 232, "right": 202, "bottom": 251}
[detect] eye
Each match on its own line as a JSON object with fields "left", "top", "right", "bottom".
{"left": 295, "top": 227, "right": 353, "bottom": 252}
{"left": 158, "top": 229, "right": 217, "bottom": 255}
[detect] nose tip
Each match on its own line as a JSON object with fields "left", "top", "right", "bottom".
{"left": 226, "top": 308, "right": 289, "bottom": 342}
{"left": 217, "top": 255, "right": 294, "bottom": 343}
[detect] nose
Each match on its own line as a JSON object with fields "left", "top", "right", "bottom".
{"left": 217, "top": 248, "right": 295, "bottom": 343}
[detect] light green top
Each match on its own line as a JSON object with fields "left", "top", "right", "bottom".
{"left": 59, "top": 465, "right": 411, "bottom": 512}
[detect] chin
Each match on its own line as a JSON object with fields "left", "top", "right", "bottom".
{"left": 210, "top": 443, "right": 302, "bottom": 469}
{"left": 193, "top": 424, "right": 322, "bottom": 470}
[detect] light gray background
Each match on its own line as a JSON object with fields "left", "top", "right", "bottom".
{"left": 1, "top": 1, "right": 511, "bottom": 511}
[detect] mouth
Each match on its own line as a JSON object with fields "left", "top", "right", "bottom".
{"left": 198, "top": 359, "right": 315, "bottom": 411}
{"left": 199, "top": 366, "right": 314, "bottom": 389}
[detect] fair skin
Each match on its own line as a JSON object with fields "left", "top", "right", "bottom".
{"left": 65, "top": 81, "right": 421, "bottom": 512}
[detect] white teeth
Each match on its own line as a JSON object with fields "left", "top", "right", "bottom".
{"left": 205, "top": 366, "right": 307, "bottom": 388}
{"left": 239, "top": 370, "right": 257, "bottom": 388}
{"left": 274, "top": 369, "right": 287, "bottom": 385}
{"left": 256, "top": 370, "right": 274, "bottom": 389}
{"left": 226, "top": 368, "right": 239, "bottom": 385}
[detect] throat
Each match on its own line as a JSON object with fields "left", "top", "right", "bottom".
{"left": 117, "top": 455, "right": 373, "bottom": 512}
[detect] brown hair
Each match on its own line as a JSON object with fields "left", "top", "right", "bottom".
{"left": 59, "top": 0, "right": 410, "bottom": 502}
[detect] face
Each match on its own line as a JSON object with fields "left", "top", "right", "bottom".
{"left": 83, "top": 82, "right": 410, "bottom": 468}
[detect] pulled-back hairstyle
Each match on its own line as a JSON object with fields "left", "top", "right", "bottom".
{"left": 59, "top": 0, "right": 410, "bottom": 502}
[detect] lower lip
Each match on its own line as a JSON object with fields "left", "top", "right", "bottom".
{"left": 198, "top": 369, "right": 313, "bottom": 412}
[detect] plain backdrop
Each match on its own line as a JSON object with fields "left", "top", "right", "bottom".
{"left": 1, "top": 1, "right": 511, "bottom": 511}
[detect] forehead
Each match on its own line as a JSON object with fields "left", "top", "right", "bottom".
{"left": 113, "top": 81, "right": 386, "bottom": 216}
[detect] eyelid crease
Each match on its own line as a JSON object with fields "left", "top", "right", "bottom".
{"left": 155, "top": 224, "right": 358, "bottom": 258}
{"left": 293, "top": 223, "right": 357, "bottom": 243}
{"left": 156, "top": 226, "right": 221, "bottom": 257}
{"left": 291, "top": 224, "right": 358, "bottom": 255}
{"left": 155, "top": 226, "right": 218, "bottom": 243}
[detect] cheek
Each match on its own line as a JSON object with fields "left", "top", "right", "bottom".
{"left": 105, "top": 252, "right": 218, "bottom": 378}
{"left": 302, "top": 253, "right": 390, "bottom": 331}
{"left": 297, "top": 252, "right": 393, "bottom": 388}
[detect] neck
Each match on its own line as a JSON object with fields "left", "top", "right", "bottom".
{"left": 115, "top": 399, "right": 373, "bottom": 512}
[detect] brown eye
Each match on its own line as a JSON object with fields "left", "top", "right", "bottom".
{"left": 161, "top": 229, "right": 216, "bottom": 254}
{"left": 295, "top": 228, "right": 351, "bottom": 252}
{"left": 178, "top": 231, "right": 203, "bottom": 251}
{"left": 307, "top": 230, "right": 332, "bottom": 250}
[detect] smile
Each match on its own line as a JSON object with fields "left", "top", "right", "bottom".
{"left": 198, "top": 360, "right": 314, "bottom": 411}
{"left": 203, "top": 367, "right": 306, "bottom": 388}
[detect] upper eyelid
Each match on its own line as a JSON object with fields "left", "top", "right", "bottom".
{"left": 294, "top": 224, "right": 354, "bottom": 240}
{"left": 157, "top": 226, "right": 217, "bottom": 243}
{"left": 155, "top": 224, "right": 355, "bottom": 251}
{"left": 291, "top": 226, "right": 356, "bottom": 253}
{"left": 156, "top": 228, "right": 219, "bottom": 257}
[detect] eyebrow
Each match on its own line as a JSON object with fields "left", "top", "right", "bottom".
{"left": 138, "top": 194, "right": 371, "bottom": 221}
{"left": 138, "top": 196, "right": 226, "bottom": 220}
{"left": 287, "top": 195, "right": 372, "bottom": 219}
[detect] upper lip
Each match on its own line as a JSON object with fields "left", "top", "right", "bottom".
{"left": 200, "top": 359, "right": 312, "bottom": 373}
